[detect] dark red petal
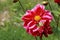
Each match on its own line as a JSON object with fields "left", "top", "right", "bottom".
{"left": 31, "top": 4, "right": 45, "bottom": 16}
{"left": 26, "top": 27, "right": 29, "bottom": 33}
{"left": 23, "top": 20, "right": 30, "bottom": 29}
{"left": 22, "top": 15, "right": 32, "bottom": 21}
{"left": 43, "top": 29, "right": 48, "bottom": 37}
{"left": 42, "top": 15, "right": 52, "bottom": 20}
{"left": 38, "top": 26, "right": 44, "bottom": 33}
{"left": 27, "top": 28, "right": 39, "bottom": 36}
{"left": 28, "top": 21, "right": 37, "bottom": 27}
{"left": 44, "top": 20, "right": 50, "bottom": 27}
{"left": 47, "top": 26, "right": 53, "bottom": 34}
{"left": 25, "top": 21, "right": 38, "bottom": 36}
{"left": 22, "top": 10, "right": 35, "bottom": 21}
{"left": 39, "top": 33, "right": 43, "bottom": 39}
{"left": 42, "top": 10, "right": 52, "bottom": 21}
{"left": 54, "top": 0, "right": 60, "bottom": 4}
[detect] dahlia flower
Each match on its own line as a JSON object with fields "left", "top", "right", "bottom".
{"left": 22, "top": 4, "right": 53, "bottom": 38}
{"left": 54, "top": 0, "right": 60, "bottom": 4}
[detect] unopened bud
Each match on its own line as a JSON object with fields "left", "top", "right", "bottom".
{"left": 42, "top": 1, "right": 48, "bottom": 6}
{"left": 13, "top": 0, "right": 19, "bottom": 3}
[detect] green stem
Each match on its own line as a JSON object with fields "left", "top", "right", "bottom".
{"left": 46, "top": 0, "right": 52, "bottom": 10}
{"left": 18, "top": 0, "right": 25, "bottom": 13}
{"left": 39, "top": 36, "right": 42, "bottom": 40}
{"left": 46, "top": 0, "right": 54, "bottom": 15}
{"left": 56, "top": 15, "right": 60, "bottom": 40}
{"left": 40, "top": 38, "right": 42, "bottom": 40}
{"left": 57, "top": 16, "right": 59, "bottom": 28}
{"left": 35, "top": 36, "right": 37, "bottom": 40}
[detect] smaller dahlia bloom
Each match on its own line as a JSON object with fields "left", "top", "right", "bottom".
{"left": 22, "top": 4, "right": 53, "bottom": 38}
{"left": 54, "top": 0, "right": 60, "bottom": 4}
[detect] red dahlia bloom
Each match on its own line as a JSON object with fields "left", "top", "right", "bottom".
{"left": 22, "top": 4, "right": 53, "bottom": 38}
{"left": 54, "top": 0, "right": 60, "bottom": 4}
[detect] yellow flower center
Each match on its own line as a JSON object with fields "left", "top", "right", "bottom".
{"left": 34, "top": 15, "right": 41, "bottom": 21}
{"left": 37, "top": 22, "right": 44, "bottom": 28}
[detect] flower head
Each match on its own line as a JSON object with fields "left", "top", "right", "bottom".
{"left": 54, "top": 0, "right": 60, "bottom": 4}
{"left": 22, "top": 4, "right": 53, "bottom": 38}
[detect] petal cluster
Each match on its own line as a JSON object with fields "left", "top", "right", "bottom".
{"left": 54, "top": 0, "right": 60, "bottom": 4}
{"left": 22, "top": 4, "right": 53, "bottom": 38}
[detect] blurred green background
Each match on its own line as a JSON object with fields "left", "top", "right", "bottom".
{"left": 0, "top": 0, "right": 60, "bottom": 40}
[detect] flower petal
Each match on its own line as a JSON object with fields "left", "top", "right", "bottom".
{"left": 44, "top": 29, "right": 48, "bottom": 37}
{"left": 42, "top": 15, "right": 52, "bottom": 20}
{"left": 27, "top": 21, "right": 33, "bottom": 27}
{"left": 33, "top": 28, "right": 39, "bottom": 32}
{"left": 29, "top": 24, "right": 36, "bottom": 29}
{"left": 23, "top": 21, "right": 30, "bottom": 29}
{"left": 42, "top": 10, "right": 52, "bottom": 21}
{"left": 31, "top": 4, "right": 45, "bottom": 16}
{"left": 31, "top": 4, "right": 45, "bottom": 11}
{"left": 22, "top": 10, "right": 34, "bottom": 21}
{"left": 38, "top": 26, "right": 44, "bottom": 33}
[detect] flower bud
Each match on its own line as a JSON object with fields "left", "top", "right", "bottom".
{"left": 13, "top": 0, "right": 19, "bottom": 3}
{"left": 54, "top": 0, "right": 60, "bottom": 6}
{"left": 42, "top": 1, "right": 48, "bottom": 6}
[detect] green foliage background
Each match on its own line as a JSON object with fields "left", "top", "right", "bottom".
{"left": 0, "top": 0, "right": 60, "bottom": 40}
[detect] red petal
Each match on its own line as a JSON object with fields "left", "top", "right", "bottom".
{"left": 42, "top": 10, "right": 52, "bottom": 21}
{"left": 39, "top": 33, "right": 43, "bottom": 39}
{"left": 54, "top": 0, "right": 60, "bottom": 4}
{"left": 31, "top": 4, "right": 45, "bottom": 16}
{"left": 38, "top": 26, "right": 44, "bottom": 33}
{"left": 44, "top": 28, "right": 48, "bottom": 37}
{"left": 22, "top": 10, "right": 34, "bottom": 21}
{"left": 47, "top": 26, "right": 53, "bottom": 34}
